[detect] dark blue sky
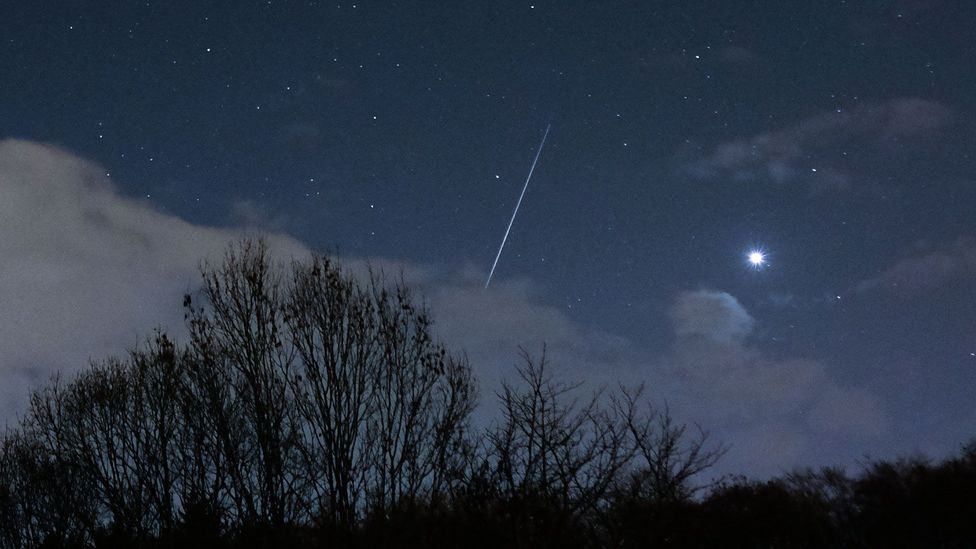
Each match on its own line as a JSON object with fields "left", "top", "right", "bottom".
{"left": 2, "top": 1, "right": 975, "bottom": 475}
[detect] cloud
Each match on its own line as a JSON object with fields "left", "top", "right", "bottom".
{"left": 351, "top": 263, "right": 642, "bottom": 413}
{"left": 228, "top": 199, "right": 291, "bottom": 232}
{"left": 0, "top": 139, "right": 890, "bottom": 478}
{"left": 854, "top": 236, "right": 976, "bottom": 296}
{"left": 671, "top": 289, "right": 755, "bottom": 343}
{"left": 809, "top": 386, "right": 888, "bottom": 437}
{"left": 686, "top": 98, "right": 952, "bottom": 193}
{"left": 0, "top": 138, "right": 627, "bottom": 426}
{"left": 0, "top": 139, "right": 308, "bottom": 418}
{"left": 664, "top": 290, "right": 887, "bottom": 475}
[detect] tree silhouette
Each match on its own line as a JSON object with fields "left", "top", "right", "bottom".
{"left": 282, "top": 254, "right": 475, "bottom": 529}
{"left": 27, "top": 239, "right": 930, "bottom": 548}
{"left": 5, "top": 239, "right": 973, "bottom": 547}
{"left": 487, "top": 348, "right": 633, "bottom": 513}
{"left": 0, "top": 239, "right": 479, "bottom": 546}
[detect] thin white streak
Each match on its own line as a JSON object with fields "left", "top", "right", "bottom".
{"left": 485, "top": 124, "right": 551, "bottom": 289}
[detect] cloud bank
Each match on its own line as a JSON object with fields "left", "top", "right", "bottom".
{"left": 0, "top": 139, "right": 887, "bottom": 478}
{"left": 0, "top": 139, "right": 308, "bottom": 418}
{"left": 662, "top": 290, "right": 887, "bottom": 475}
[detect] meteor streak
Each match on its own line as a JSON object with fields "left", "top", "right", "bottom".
{"left": 485, "top": 124, "right": 551, "bottom": 289}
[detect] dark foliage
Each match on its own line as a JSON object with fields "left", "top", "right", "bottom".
{"left": 2, "top": 239, "right": 973, "bottom": 547}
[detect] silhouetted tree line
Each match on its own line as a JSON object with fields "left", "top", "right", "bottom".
{"left": 1, "top": 240, "right": 974, "bottom": 548}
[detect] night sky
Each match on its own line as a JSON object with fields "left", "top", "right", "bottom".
{"left": 2, "top": 1, "right": 975, "bottom": 477}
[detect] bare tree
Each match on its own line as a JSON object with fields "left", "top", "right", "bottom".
{"left": 284, "top": 257, "right": 476, "bottom": 528}
{"left": 618, "top": 391, "right": 727, "bottom": 504}
{"left": 126, "top": 333, "right": 185, "bottom": 535}
{"left": 184, "top": 239, "right": 299, "bottom": 529}
{"left": 179, "top": 240, "right": 477, "bottom": 532}
{"left": 487, "top": 347, "right": 636, "bottom": 516}
{"left": 363, "top": 277, "right": 476, "bottom": 512}
{"left": 61, "top": 360, "right": 151, "bottom": 538}
{"left": 0, "top": 426, "right": 93, "bottom": 548}
{"left": 0, "top": 238, "right": 731, "bottom": 547}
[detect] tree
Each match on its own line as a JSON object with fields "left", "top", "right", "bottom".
{"left": 283, "top": 255, "right": 475, "bottom": 529}
{"left": 0, "top": 239, "right": 478, "bottom": 546}
{"left": 0, "top": 428, "right": 92, "bottom": 548}
{"left": 182, "top": 239, "right": 477, "bottom": 533}
{"left": 618, "top": 396, "right": 726, "bottom": 505}
{"left": 8, "top": 379, "right": 97, "bottom": 547}
{"left": 184, "top": 240, "right": 298, "bottom": 530}
{"left": 601, "top": 388, "right": 726, "bottom": 547}
{"left": 481, "top": 347, "right": 635, "bottom": 547}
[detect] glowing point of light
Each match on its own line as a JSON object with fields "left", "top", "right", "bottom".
{"left": 748, "top": 251, "right": 765, "bottom": 266}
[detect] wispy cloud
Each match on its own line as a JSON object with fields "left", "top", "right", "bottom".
{"left": 853, "top": 236, "right": 976, "bottom": 296}
{"left": 685, "top": 98, "right": 952, "bottom": 194}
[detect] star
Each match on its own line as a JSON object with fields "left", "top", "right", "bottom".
{"left": 747, "top": 250, "right": 767, "bottom": 269}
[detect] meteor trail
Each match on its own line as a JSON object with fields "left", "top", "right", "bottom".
{"left": 485, "top": 124, "right": 551, "bottom": 289}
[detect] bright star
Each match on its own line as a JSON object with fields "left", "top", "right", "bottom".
{"left": 747, "top": 250, "right": 767, "bottom": 269}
